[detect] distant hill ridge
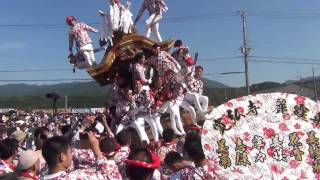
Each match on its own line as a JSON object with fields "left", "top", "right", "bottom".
{"left": 0, "top": 78, "right": 228, "bottom": 98}
{"left": 0, "top": 78, "right": 318, "bottom": 109}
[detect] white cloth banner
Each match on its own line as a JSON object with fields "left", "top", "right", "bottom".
{"left": 202, "top": 93, "right": 320, "bottom": 179}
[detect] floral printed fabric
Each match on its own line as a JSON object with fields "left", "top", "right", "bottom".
{"left": 72, "top": 148, "right": 95, "bottom": 170}
{"left": 116, "top": 98, "right": 137, "bottom": 126}
{"left": 186, "top": 76, "right": 204, "bottom": 95}
{"left": 134, "top": 89, "right": 154, "bottom": 115}
{"left": 202, "top": 93, "right": 320, "bottom": 180}
{"left": 114, "top": 146, "right": 130, "bottom": 179}
{"left": 148, "top": 51, "right": 179, "bottom": 76}
{"left": 158, "top": 142, "right": 177, "bottom": 157}
{"left": 157, "top": 142, "right": 177, "bottom": 176}
{"left": 41, "top": 156, "right": 122, "bottom": 180}
{"left": 68, "top": 22, "right": 97, "bottom": 49}
{"left": 138, "top": 0, "right": 168, "bottom": 16}
{"left": 133, "top": 63, "right": 148, "bottom": 83}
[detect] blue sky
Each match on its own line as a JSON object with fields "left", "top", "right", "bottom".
{"left": 1, "top": 0, "right": 320, "bottom": 87}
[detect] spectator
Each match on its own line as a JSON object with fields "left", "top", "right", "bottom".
{"left": 157, "top": 128, "right": 177, "bottom": 161}
{"left": 183, "top": 132, "right": 217, "bottom": 179}
{"left": 115, "top": 130, "right": 131, "bottom": 178}
{"left": 0, "top": 138, "right": 18, "bottom": 175}
{"left": 41, "top": 134, "right": 122, "bottom": 179}
{"left": 126, "top": 147, "right": 160, "bottom": 180}
{"left": 164, "top": 151, "right": 193, "bottom": 179}
{"left": 10, "top": 130, "right": 27, "bottom": 151}
{"left": 16, "top": 150, "right": 41, "bottom": 180}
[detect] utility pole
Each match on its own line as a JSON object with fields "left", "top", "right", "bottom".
{"left": 64, "top": 96, "right": 68, "bottom": 112}
{"left": 240, "top": 11, "right": 251, "bottom": 95}
{"left": 313, "top": 67, "right": 318, "bottom": 100}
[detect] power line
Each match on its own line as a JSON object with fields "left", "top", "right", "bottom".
{"left": 248, "top": 10, "right": 320, "bottom": 22}
{"left": 0, "top": 68, "right": 71, "bottom": 73}
{"left": 250, "top": 59, "right": 320, "bottom": 65}
{"left": 2, "top": 10, "right": 320, "bottom": 30}
{"left": 4, "top": 10, "right": 320, "bottom": 29}
{"left": 1, "top": 55, "right": 319, "bottom": 73}
{"left": 0, "top": 12, "right": 236, "bottom": 29}
{"left": 203, "top": 72, "right": 244, "bottom": 76}
{"left": 200, "top": 56, "right": 242, "bottom": 61}
{"left": 250, "top": 56, "right": 320, "bottom": 62}
{"left": 0, "top": 79, "right": 92, "bottom": 82}
{"left": 248, "top": 10, "right": 320, "bottom": 18}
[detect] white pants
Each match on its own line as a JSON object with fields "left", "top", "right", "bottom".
{"left": 152, "top": 113, "right": 164, "bottom": 139}
{"left": 79, "top": 44, "right": 96, "bottom": 68}
{"left": 146, "top": 14, "right": 162, "bottom": 42}
{"left": 116, "top": 117, "right": 149, "bottom": 143}
{"left": 185, "top": 93, "right": 209, "bottom": 114}
{"left": 180, "top": 99, "right": 197, "bottom": 126}
{"left": 166, "top": 100, "right": 186, "bottom": 136}
{"left": 144, "top": 114, "right": 160, "bottom": 142}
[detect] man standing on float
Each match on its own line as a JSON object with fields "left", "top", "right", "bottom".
{"left": 134, "top": 0, "right": 168, "bottom": 42}
{"left": 66, "top": 16, "right": 98, "bottom": 69}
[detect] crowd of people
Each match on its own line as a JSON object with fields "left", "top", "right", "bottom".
{"left": 0, "top": 37, "right": 215, "bottom": 179}
{"left": 0, "top": 35, "right": 215, "bottom": 180}
{"left": 0, "top": 35, "right": 216, "bottom": 180}
{"left": 0, "top": 108, "right": 217, "bottom": 179}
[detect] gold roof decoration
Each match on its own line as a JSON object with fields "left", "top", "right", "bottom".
{"left": 87, "top": 33, "right": 174, "bottom": 86}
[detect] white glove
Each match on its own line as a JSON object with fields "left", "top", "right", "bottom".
{"left": 176, "top": 63, "right": 181, "bottom": 71}
{"left": 181, "top": 83, "right": 187, "bottom": 89}
{"left": 149, "top": 68, "right": 154, "bottom": 79}
{"left": 147, "top": 79, "right": 152, "bottom": 84}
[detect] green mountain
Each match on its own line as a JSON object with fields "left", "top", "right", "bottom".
{"left": 201, "top": 77, "right": 229, "bottom": 89}
{"left": 0, "top": 78, "right": 317, "bottom": 110}
{"left": 0, "top": 78, "right": 227, "bottom": 109}
{"left": 0, "top": 82, "right": 109, "bottom": 109}
{"left": 0, "top": 82, "right": 108, "bottom": 97}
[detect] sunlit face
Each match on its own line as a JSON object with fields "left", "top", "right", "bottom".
{"left": 124, "top": 90, "right": 133, "bottom": 101}
{"left": 153, "top": 47, "right": 161, "bottom": 55}
{"left": 155, "top": 78, "right": 163, "bottom": 88}
{"left": 70, "top": 19, "right": 76, "bottom": 27}
{"left": 135, "top": 81, "right": 143, "bottom": 92}
{"left": 195, "top": 68, "right": 203, "bottom": 77}
{"left": 139, "top": 55, "right": 146, "bottom": 64}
